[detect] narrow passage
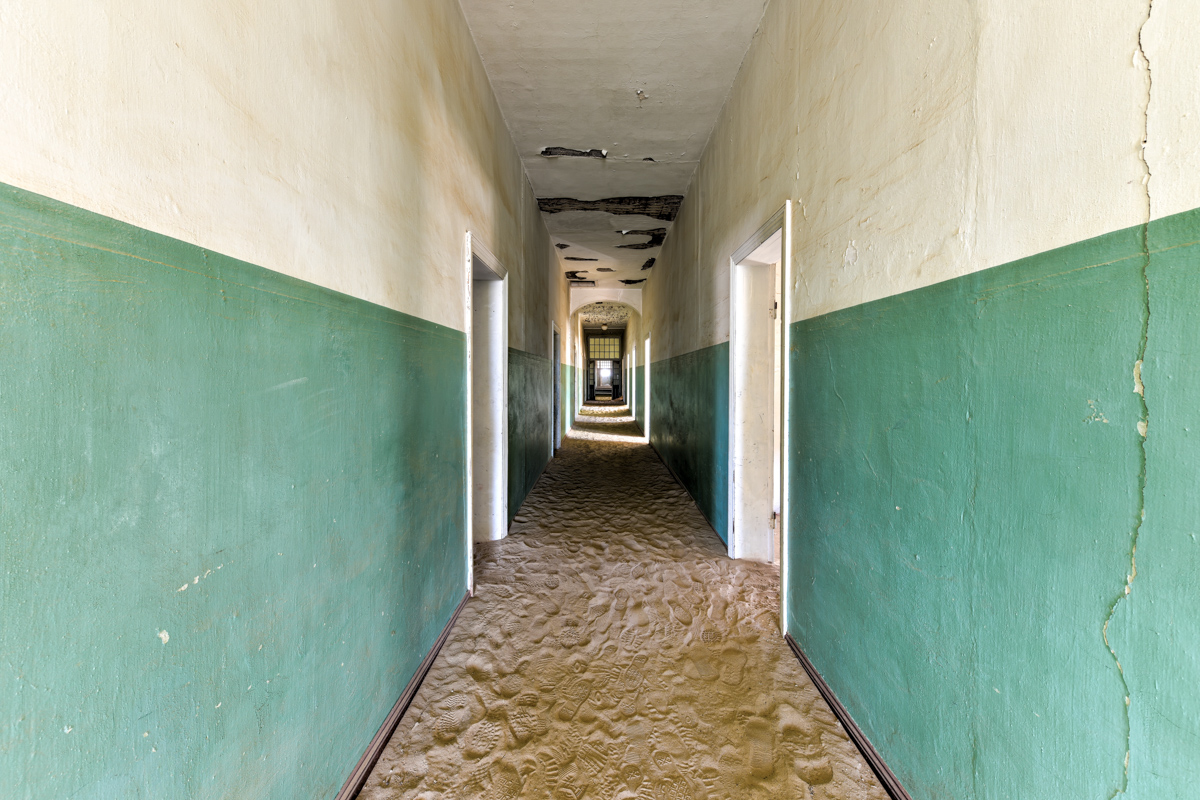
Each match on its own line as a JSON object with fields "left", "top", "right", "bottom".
{"left": 362, "top": 405, "right": 887, "bottom": 799}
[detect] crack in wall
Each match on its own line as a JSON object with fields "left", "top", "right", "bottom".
{"left": 1103, "top": 4, "right": 1153, "bottom": 796}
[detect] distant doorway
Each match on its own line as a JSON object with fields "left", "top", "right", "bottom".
{"left": 585, "top": 332, "right": 623, "bottom": 402}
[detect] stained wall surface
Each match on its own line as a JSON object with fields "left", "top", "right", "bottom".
{"left": 640, "top": 0, "right": 1200, "bottom": 796}
{"left": 0, "top": 1, "right": 568, "bottom": 797}
{"left": 0, "top": 184, "right": 468, "bottom": 799}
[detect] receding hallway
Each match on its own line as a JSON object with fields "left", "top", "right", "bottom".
{"left": 360, "top": 405, "right": 887, "bottom": 800}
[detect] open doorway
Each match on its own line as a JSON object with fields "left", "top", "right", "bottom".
{"left": 729, "top": 204, "right": 791, "bottom": 575}
{"left": 552, "top": 326, "right": 561, "bottom": 453}
{"left": 465, "top": 233, "right": 508, "bottom": 594}
{"left": 584, "top": 330, "right": 623, "bottom": 402}
{"left": 643, "top": 333, "right": 651, "bottom": 440}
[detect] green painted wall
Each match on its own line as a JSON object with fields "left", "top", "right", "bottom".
{"left": 649, "top": 343, "right": 729, "bottom": 542}
{"left": 0, "top": 183, "right": 468, "bottom": 799}
{"left": 507, "top": 348, "right": 551, "bottom": 523}
{"left": 787, "top": 209, "right": 1200, "bottom": 799}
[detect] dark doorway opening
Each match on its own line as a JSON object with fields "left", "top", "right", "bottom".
{"left": 552, "top": 329, "right": 562, "bottom": 452}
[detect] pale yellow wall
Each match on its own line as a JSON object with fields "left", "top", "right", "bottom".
{"left": 644, "top": 0, "right": 1192, "bottom": 359}
{"left": 0, "top": 0, "right": 567, "bottom": 350}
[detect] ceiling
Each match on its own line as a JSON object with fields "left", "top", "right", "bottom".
{"left": 578, "top": 301, "right": 633, "bottom": 328}
{"left": 459, "top": 0, "right": 769, "bottom": 288}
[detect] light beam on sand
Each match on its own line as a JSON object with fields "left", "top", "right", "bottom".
{"left": 567, "top": 426, "right": 645, "bottom": 444}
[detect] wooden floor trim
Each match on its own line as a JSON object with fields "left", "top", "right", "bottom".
{"left": 336, "top": 592, "right": 470, "bottom": 800}
{"left": 785, "top": 634, "right": 913, "bottom": 800}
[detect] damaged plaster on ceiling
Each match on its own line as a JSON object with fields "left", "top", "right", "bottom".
{"left": 458, "top": 0, "right": 770, "bottom": 288}
{"left": 578, "top": 301, "right": 633, "bottom": 328}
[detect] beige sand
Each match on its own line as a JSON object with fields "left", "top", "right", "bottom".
{"left": 360, "top": 405, "right": 888, "bottom": 800}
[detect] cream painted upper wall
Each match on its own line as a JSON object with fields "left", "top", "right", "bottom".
{"left": 0, "top": 0, "right": 564, "bottom": 346}
{"left": 644, "top": 0, "right": 1191, "bottom": 360}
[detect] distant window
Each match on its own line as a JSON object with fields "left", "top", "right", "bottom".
{"left": 588, "top": 337, "right": 620, "bottom": 359}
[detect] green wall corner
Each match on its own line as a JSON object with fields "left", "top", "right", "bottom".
{"left": 507, "top": 348, "right": 552, "bottom": 522}
{"left": 0, "top": 183, "right": 468, "bottom": 799}
{"left": 649, "top": 342, "right": 729, "bottom": 542}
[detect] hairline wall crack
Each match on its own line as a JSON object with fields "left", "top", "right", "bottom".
{"left": 1103, "top": 2, "right": 1153, "bottom": 796}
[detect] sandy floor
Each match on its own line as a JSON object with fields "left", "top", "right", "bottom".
{"left": 360, "top": 405, "right": 887, "bottom": 800}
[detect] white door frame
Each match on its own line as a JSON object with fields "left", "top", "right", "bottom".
{"left": 727, "top": 202, "right": 792, "bottom": 631}
{"left": 464, "top": 231, "right": 508, "bottom": 594}
{"left": 551, "top": 321, "right": 561, "bottom": 454}
{"left": 643, "top": 332, "right": 651, "bottom": 442}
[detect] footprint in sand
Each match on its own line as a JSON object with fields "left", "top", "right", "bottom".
{"left": 489, "top": 760, "right": 524, "bottom": 800}
{"left": 433, "top": 697, "right": 473, "bottom": 742}
{"left": 720, "top": 648, "right": 748, "bottom": 685}
{"left": 667, "top": 597, "right": 693, "bottom": 625}
{"left": 463, "top": 720, "right": 500, "bottom": 758}
{"left": 683, "top": 648, "right": 720, "bottom": 682}
{"left": 557, "top": 676, "right": 594, "bottom": 720}
{"left": 795, "top": 755, "right": 835, "bottom": 786}
{"left": 745, "top": 718, "right": 776, "bottom": 779}
{"left": 506, "top": 707, "right": 547, "bottom": 743}
{"left": 557, "top": 619, "right": 587, "bottom": 647}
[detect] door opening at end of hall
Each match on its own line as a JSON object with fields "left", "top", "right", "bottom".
{"left": 586, "top": 331, "right": 623, "bottom": 402}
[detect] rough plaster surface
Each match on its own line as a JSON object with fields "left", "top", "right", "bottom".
{"left": 458, "top": 0, "right": 769, "bottom": 287}
{"left": 0, "top": 182, "right": 469, "bottom": 799}
{"left": 640, "top": 0, "right": 1193, "bottom": 359}
{"left": 362, "top": 406, "right": 886, "bottom": 800}
{"left": 0, "top": 0, "right": 567, "bottom": 350}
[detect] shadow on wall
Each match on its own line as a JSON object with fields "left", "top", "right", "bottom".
{"left": 648, "top": 343, "right": 730, "bottom": 542}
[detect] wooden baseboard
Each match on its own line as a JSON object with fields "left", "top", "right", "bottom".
{"left": 335, "top": 593, "right": 470, "bottom": 800}
{"left": 784, "top": 634, "right": 912, "bottom": 800}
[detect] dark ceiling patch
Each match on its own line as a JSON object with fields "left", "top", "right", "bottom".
{"left": 619, "top": 279, "right": 646, "bottom": 285}
{"left": 537, "top": 196, "right": 684, "bottom": 222}
{"left": 554, "top": 243, "right": 570, "bottom": 249}
{"left": 642, "top": 157, "right": 656, "bottom": 162}
{"left": 641, "top": 258, "right": 656, "bottom": 270}
{"left": 564, "top": 257, "right": 598, "bottom": 262}
{"left": 564, "top": 271, "right": 588, "bottom": 281}
{"left": 596, "top": 268, "right": 614, "bottom": 272}
{"left": 540, "top": 147, "right": 606, "bottom": 159}
{"left": 617, "top": 228, "right": 667, "bottom": 250}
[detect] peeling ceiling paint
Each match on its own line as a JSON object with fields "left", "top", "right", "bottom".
{"left": 578, "top": 301, "right": 633, "bottom": 328}
{"left": 459, "top": 0, "right": 770, "bottom": 287}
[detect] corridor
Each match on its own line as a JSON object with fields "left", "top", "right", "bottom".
{"left": 360, "top": 406, "right": 887, "bottom": 800}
